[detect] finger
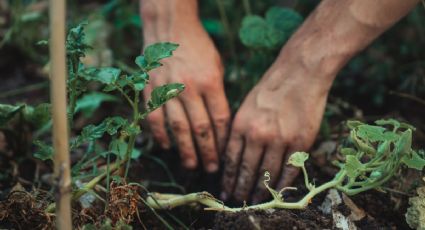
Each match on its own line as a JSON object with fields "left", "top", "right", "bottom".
{"left": 164, "top": 98, "right": 198, "bottom": 169}
{"left": 233, "top": 139, "right": 265, "bottom": 202}
{"left": 203, "top": 83, "right": 231, "bottom": 154}
{"left": 221, "top": 131, "right": 244, "bottom": 201}
{"left": 276, "top": 149, "right": 301, "bottom": 190}
{"left": 180, "top": 95, "right": 218, "bottom": 173}
{"left": 143, "top": 84, "right": 170, "bottom": 149}
{"left": 251, "top": 143, "right": 286, "bottom": 204}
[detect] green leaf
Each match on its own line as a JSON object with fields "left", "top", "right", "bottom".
{"left": 239, "top": 7, "right": 303, "bottom": 50}
{"left": 239, "top": 15, "right": 284, "bottom": 50}
{"left": 144, "top": 42, "right": 179, "bottom": 64}
{"left": 394, "top": 129, "right": 412, "bottom": 156}
{"left": 136, "top": 42, "right": 179, "bottom": 70}
{"left": 147, "top": 83, "right": 185, "bottom": 111}
{"left": 33, "top": 140, "right": 53, "bottom": 161}
{"left": 81, "top": 123, "right": 108, "bottom": 141}
{"left": 265, "top": 7, "right": 303, "bottom": 38}
{"left": 75, "top": 92, "right": 119, "bottom": 117}
{"left": 287, "top": 152, "right": 309, "bottom": 168}
{"left": 129, "top": 72, "right": 149, "bottom": 91}
{"left": 25, "top": 103, "right": 51, "bottom": 129}
{"left": 76, "top": 117, "right": 127, "bottom": 147}
{"left": 347, "top": 120, "right": 364, "bottom": 129}
{"left": 80, "top": 67, "right": 121, "bottom": 84}
{"left": 109, "top": 139, "right": 141, "bottom": 159}
{"left": 356, "top": 124, "right": 398, "bottom": 142}
{"left": 103, "top": 117, "right": 128, "bottom": 136}
{"left": 0, "top": 104, "right": 25, "bottom": 127}
{"left": 350, "top": 130, "right": 376, "bottom": 155}
{"left": 401, "top": 150, "right": 425, "bottom": 170}
{"left": 345, "top": 155, "right": 364, "bottom": 179}
{"left": 340, "top": 148, "right": 356, "bottom": 156}
{"left": 109, "top": 139, "right": 127, "bottom": 159}
{"left": 375, "top": 119, "right": 400, "bottom": 130}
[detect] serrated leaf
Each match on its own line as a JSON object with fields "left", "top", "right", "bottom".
{"left": 103, "top": 117, "right": 128, "bottom": 136}
{"left": 75, "top": 92, "right": 119, "bottom": 117}
{"left": 0, "top": 104, "right": 25, "bottom": 127}
{"left": 33, "top": 140, "right": 53, "bottom": 161}
{"left": 147, "top": 83, "right": 185, "bottom": 111}
{"left": 287, "top": 152, "right": 309, "bottom": 168}
{"left": 144, "top": 42, "right": 179, "bottom": 64}
{"left": 136, "top": 43, "right": 179, "bottom": 71}
{"left": 345, "top": 155, "right": 364, "bottom": 178}
{"left": 81, "top": 123, "right": 108, "bottom": 141}
{"left": 401, "top": 150, "right": 425, "bottom": 170}
{"left": 80, "top": 67, "right": 121, "bottom": 84}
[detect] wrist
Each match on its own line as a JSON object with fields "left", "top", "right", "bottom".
{"left": 140, "top": 0, "right": 200, "bottom": 43}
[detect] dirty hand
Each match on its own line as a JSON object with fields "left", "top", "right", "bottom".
{"left": 221, "top": 47, "right": 336, "bottom": 203}
{"left": 141, "top": 0, "right": 230, "bottom": 173}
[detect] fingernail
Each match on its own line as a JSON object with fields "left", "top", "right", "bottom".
{"left": 206, "top": 163, "right": 218, "bottom": 173}
{"left": 183, "top": 159, "right": 197, "bottom": 169}
{"left": 220, "top": 191, "right": 228, "bottom": 201}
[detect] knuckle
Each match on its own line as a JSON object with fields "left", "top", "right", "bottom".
{"left": 193, "top": 122, "right": 212, "bottom": 138}
{"left": 213, "top": 115, "right": 230, "bottom": 129}
{"left": 170, "top": 120, "right": 190, "bottom": 134}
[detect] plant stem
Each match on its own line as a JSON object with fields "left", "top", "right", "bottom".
{"left": 147, "top": 171, "right": 347, "bottom": 212}
{"left": 301, "top": 166, "right": 313, "bottom": 191}
{"left": 124, "top": 91, "right": 141, "bottom": 178}
{"left": 49, "top": 0, "right": 72, "bottom": 228}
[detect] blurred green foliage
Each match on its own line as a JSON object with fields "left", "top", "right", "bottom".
{"left": 1, "top": 0, "right": 424, "bottom": 124}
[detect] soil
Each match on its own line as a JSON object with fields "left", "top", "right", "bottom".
{"left": 0, "top": 46, "right": 423, "bottom": 230}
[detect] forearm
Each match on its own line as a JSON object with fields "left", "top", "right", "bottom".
{"left": 140, "top": 0, "right": 201, "bottom": 44}
{"left": 277, "top": 0, "right": 419, "bottom": 88}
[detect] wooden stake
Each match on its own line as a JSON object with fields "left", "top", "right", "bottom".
{"left": 49, "top": 0, "right": 72, "bottom": 229}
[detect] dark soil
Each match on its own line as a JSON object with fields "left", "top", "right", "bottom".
{"left": 213, "top": 208, "right": 332, "bottom": 230}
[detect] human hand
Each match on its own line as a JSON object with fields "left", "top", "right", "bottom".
{"left": 221, "top": 49, "right": 335, "bottom": 203}
{"left": 141, "top": 0, "right": 230, "bottom": 173}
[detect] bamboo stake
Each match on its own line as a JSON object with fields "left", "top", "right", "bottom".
{"left": 49, "top": 0, "right": 72, "bottom": 229}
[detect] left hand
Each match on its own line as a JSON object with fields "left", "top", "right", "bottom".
{"left": 221, "top": 52, "right": 334, "bottom": 203}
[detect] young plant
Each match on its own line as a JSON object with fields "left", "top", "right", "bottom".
{"left": 34, "top": 23, "right": 184, "bottom": 212}
{"left": 146, "top": 119, "right": 425, "bottom": 211}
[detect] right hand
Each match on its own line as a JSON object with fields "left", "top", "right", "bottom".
{"left": 142, "top": 4, "right": 230, "bottom": 173}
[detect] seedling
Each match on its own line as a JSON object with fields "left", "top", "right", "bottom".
{"left": 146, "top": 119, "right": 425, "bottom": 211}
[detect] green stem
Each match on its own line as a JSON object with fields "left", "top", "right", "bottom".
{"left": 148, "top": 171, "right": 347, "bottom": 212}
{"left": 45, "top": 160, "right": 121, "bottom": 213}
{"left": 301, "top": 166, "right": 313, "bottom": 191}
{"left": 124, "top": 91, "right": 141, "bottom": 179}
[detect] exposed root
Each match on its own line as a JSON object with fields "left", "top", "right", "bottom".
{"left": 0, "top": 190, "right": 53, "bottom": 229}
